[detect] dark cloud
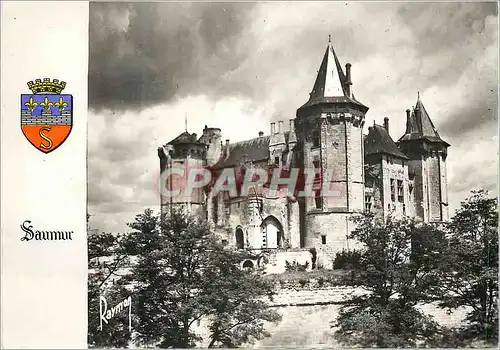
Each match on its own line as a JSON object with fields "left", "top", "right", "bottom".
{"left": 89, "top": 2, "right": 255, "bottom": 112}
{"left": 397, "top": 2, "right": 497, "bottom": 55}
{"left": 440, "top": 102, "right": 497, "bottom": 142}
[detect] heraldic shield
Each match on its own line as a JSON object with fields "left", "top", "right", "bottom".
{"left": 21, "top": 78, "right": 73, "bottom": 153}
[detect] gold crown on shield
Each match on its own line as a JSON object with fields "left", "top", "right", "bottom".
{"left": 27, "top": 78, "right": 66, "bottom": 94}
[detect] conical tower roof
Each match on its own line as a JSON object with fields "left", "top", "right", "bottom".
{"left": 399, "top": 94, "right": 449, "bottom": 146}
{"left": 310, "top": 40, "right": 346, "bottom": 98}
{"left": 298, "top": 37, "right": 367, "bottom": 112}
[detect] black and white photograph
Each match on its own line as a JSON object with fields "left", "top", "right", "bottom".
{"left": 86, "top": 2, "right": 498, "bottom": 348}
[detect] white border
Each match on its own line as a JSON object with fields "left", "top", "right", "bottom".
{"left": 1, "top": 1, "right": 89, "bottom": 348}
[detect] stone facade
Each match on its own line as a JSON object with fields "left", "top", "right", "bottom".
{"left": 157, "top": 40, "right": 450, "bottom": 271}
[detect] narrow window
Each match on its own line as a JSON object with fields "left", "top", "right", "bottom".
{"left": 365, "top": 195, "right": 372, "bottom": 213}
{"left": 274, "top": 156, "right": 280, "bottom": 165}
{"left": 397, "top": 180, "right": 404, "bottom": 203}
{"left": 235, "top": 228, "right": 244, "bottom": 249}
{"left": 403, "top": 204, "right": 406, "bottom": 216}
{"left": 314, "top": 189, "right": 323, "bottom": 209}
{"left": 313, "top": 160, "right": 321, "bottom": 184}
{"left": 312, "top": 130, "right": 320, "bottom": 148}
{"left": 321, "top": 235, "right": 327, "bottom": 244}
{"left": 390, "top": 178, "right": 396, "bottom": 202}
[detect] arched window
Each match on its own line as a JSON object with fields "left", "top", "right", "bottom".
{"left": 242, "top": 260, "right": 254, "bottom": 270}
{"left": 235, "top": 228, "right": 244, "bottom": 249}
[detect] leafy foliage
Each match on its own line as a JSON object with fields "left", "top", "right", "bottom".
{"left": 332, "top": 249, "right": 362, "bottom": 270}
{"left": 434, "top": 190, "right": 498, "bottom": 345}
{"left": 333, "top": 214, "right": 448, "bottom": 347}
{"left": 284, "top": 260, "right": 310, "bottom": 272}
{"left": 87, "top": 228, "right": 132, "bottom": 348}
{"left": 124, "top": 208, "right": 281, "bottom": 348}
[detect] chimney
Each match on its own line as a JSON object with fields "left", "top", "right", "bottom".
{"left": 289, "top": 119, "right": 295, "bottom": 131}
{"left": 225, "top": 139, "right": 230, "bottom": 158}
{"left": 345, "top": 63, "right": 352, "bottom": 97}
{"left": 258, "top": 131, "right": 264, "bottom": 137}
{"left": 278, "top": 121, "right": 283, "bottom": 133}
{"left": 406, "top": 109, "right": 411, "bottom": 119}
{"left": 270, "top": 122, "right": 276, "bottom": 134}
{"left": 191, "top": 133, "right": 197, "bottom": 142}
{"left": 383, "top": 117, "right": 389, "bottom": 133}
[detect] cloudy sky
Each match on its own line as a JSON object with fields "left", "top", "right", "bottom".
{"left": 88, "top": 2, "right": 498, "bottom": 233}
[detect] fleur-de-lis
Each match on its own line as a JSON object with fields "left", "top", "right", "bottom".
{"left": 24, "top": 97, "right": 38, "bottom": 112}
{"left": 40, "top": 97, "right": 53, "bottom": 112}
{"left": 54, "top": 97, "right": 68, "bottom": 111}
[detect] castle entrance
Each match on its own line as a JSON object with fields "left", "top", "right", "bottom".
{"left": 260, "top": 216, "right": 283, "bottom": 249}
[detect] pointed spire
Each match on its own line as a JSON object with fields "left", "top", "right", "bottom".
{"left": 399, "top": 93, "right": 449, "bottom": 146}
{"left": 309, "top": 37, "right": 347, "bottom": 99}
{"left": 297, "top": 36, "right": 369, "bottom": 116}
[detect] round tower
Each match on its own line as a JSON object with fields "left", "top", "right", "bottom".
{"left": 295, "top": 37, "right": 369, "bottom": 259}
{"left": 158, "top": 131, "right": 207, "bottom": 218}
{"left": 398, "top": 95, "right": 450, "bottom": 222}
{"left": 200, "top": 125, "right": 223, "bottom": 166}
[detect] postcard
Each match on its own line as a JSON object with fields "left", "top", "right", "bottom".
{"left": 1, "top": 1, "right": 498, "bottom": 349}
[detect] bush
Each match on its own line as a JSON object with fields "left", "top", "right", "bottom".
{"left": 317, "top": 277, "right": 325, "bottom": 287}
{"left": 298, "top": 279, "right": 308, "bottom": 288}
{"left": 333, "top": 249, "right": 362, "bottom": 270}
{"left": 309, "top": 248, "right": 317, "bottom": 269}
{"left": 284, "top": 260, "right": 310, "bottom": 272}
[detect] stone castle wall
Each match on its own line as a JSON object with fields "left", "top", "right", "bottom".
{"left": 255, "top": 285, "right": 469, "bottom": 348}
{"left": 190, "top": 279, "right": 470, "bottom": 348}
{"left": 21, "top": 110, "right": 71, "bottom": 125}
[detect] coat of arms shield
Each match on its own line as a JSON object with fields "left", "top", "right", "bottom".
{"left": 21, "top": 78, "right": 73, "bottom": 153}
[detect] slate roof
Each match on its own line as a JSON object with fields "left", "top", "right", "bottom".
{"left": 168, "top": 131, "right": 195, "bottom": 144}
{"left": 168, "top": 131, "right": 204, "bottom": 145}
{"left": 399, "top": 98, "right": 449, "bottom": 146}
{"left": 299, "top": 41, "right": 368, "bottom": 111}
{"left": 213, "top": 136, "right": 271, "bottom": 168}
{"left": 365, "top": 124, "right": 409, "bottom": 159}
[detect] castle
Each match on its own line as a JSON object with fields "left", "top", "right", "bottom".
{"left": 157, "top": 38, "right": 450, "bottom": 270}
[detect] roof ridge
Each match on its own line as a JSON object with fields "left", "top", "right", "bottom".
{"left": 229, "top": 134, "right": 271, "bottom": 146}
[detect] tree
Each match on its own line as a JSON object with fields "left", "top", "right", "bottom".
{"left": 204, "top": 248, "right": 281, "bottom": 348}
{"left": 88, "top": 227, "right": 132, "bottom": 348}
{"left": 126, "top": 208, "right": 280, "bottom": 348}
{"left": 435, "top": 190, "right": 498, "bottom": 345}
{"left": 333, "top": 214, "right": 448, "bottom": 347}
